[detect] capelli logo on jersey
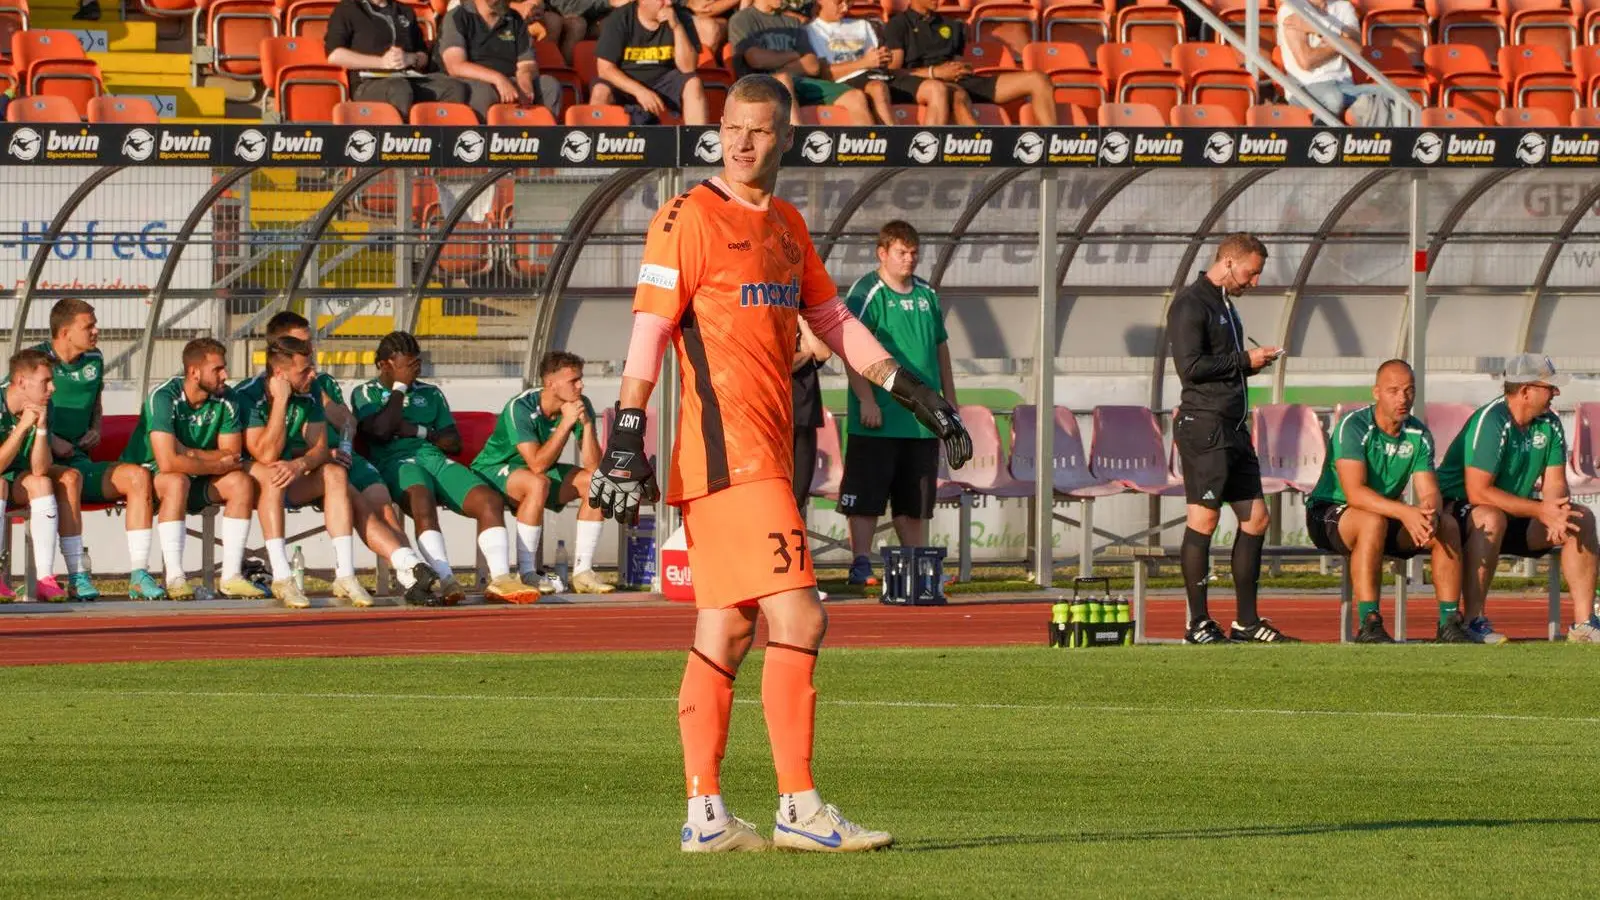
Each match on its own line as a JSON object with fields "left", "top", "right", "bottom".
{"left": 738, "top": 278, "right": 803, "bottom": 309}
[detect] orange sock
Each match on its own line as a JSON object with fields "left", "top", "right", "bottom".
{"left": 762, "top": 642, "right": 818, "bottom": 794}
{"left": 679, "top": 649, "right": 735, "bottom": 797}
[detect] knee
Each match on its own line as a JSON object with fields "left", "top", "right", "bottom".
{"left": 589, "top": 82, "right": 613, "bottom": 105}
{"left": 684, "top": 75, "right": 704, "bottom": 97}
{"left": 1435, "top": 512, "right": 1462, "bottom": 550}
{"left": 125, "top": 466, "right": 153, "bottom": 497}
{"left": 1471, "top": 507, "right": 1506, "bottom": 541}
{"left": 1354, "top": 511, "right": 1387, "bottom": 544}
{"left": 155, "top": 472, "right": 189, "bottom": 497}
{"left": 58, "top": 467, "right": 81, "bottom": 492}
{"left": 323, "top": 464, "right": 348, "bottom": 488}
{"left": 20, "top": 474, "right": 50, "bottom": 498}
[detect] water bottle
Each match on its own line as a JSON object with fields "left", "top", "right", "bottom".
{"left": 554, "top": 540, "right": 569, "bottom": 587}
{"left": 81, "top": 546, "right": 92, "bottom": 578}
{"left": 917, "top": 554, "right": 935, "bottom": 602}
{"left": 292, "top": 545, "right": 306, "bottom": 591}
{"left": 1087, "top": 598, "right": 1104, "bottom": 625}
{"left": 339, "top": 418, "right": 354, "bottom": 460}
{"left": 1114, "top": 595, "right": 1131, "bottom": 624}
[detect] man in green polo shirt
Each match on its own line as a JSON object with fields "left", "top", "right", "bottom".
{"left": 1437, "top": 353, "right": 1600, "bottom": 644}
{"left": 472, "top": 350, "right": 611, "bottom": 595}
{"left": 119, "top": 338, "right": 264, "bottom": 601}
{"left": 1305, "top": 360, "right": 1465, "bottom": 643}
{"left": 0, "top": 349, "right": 68, "bottom": 601}
{"left": 839, "top": 220, "right": 958, "bottom": 586}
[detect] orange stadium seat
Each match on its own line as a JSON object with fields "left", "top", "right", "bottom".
{"left": 1171, "top": 102, "right": 1239, "bottom": 126}
{"left": 960, "top": 39, "right": 1017, "bottom": 72}
{"left": 970, "top": 101, "right": 1012, "bottom": 124}
{"left": 888, "top": 103, "right": 922, "bottom": 124}
{"left": 0, "top": 8, "right": 25, "bottom": 65}
{"left": 6, "top": 93, "right": 78, "bottom": 121}
{"left": 1018, "top": 100, "right": 1090, "bottom": 124}
{"left": 1509, "top": 6, "right": 1576, "bottom": 66}
{"left": 1040, "top": 1, "right": 1109, "bottom": 57}
{"left": 1572, "top": 107, "right": 1600, "bottom": 127}
{"left": 284, "top": 0, "right": 338, "bottom": 41}
{"left": 1499, "top": 43, "right": 1578, "bottom": 123}
{"left": 969, "top": 2, "right": 1037, "bottom": 44}
{"left": 429, "top": 220, "right": 495, "bottom": 279}
{"left": 1356, "top": 44, "right": 1422, "bottom": 75}
{"left": 797, "top": 104, "right": 852, "bottom": 125}
{"left": 206, "top": 0, "right": 281, "bottom": 79}
{"left": 1576, "top": 45, "right": 1600, "bottom": 106}
{"left": 571, "top": 39, "right": 599, "bottom": 87}
{"left": 332, "top": 99, "right": 402, "bottom": 124}
{"left": 1494, "top": 105, "right": 1559, "bottom": 126}
{"left": 410, "top": 101, "right": 478, "bottom": 125}
{"left": 1425, "top": 43, "right": 1505, "bottom": 123}
{"left": 261, "top": 36, "right": 346, "bottom": 121}
{"left": 1097, "top": 41, "right": 1181, "bottom": 110}
{"left": 1174, "top": 42, "right": 1254, "bottom": 125}
{"left": 87, "top": 95, "right": 159, "bottom": 122}
{"left": 486, "top": 103, "right": 556, "bottom": 125}
{"left": 1097, "top": 101, "right": 1165, "bottom": 126}
{"left": 1246, "top": 102, "right": 1314, "bottom": 127}
{"left": 140, "top": 0, "right": 201, "bottom": 17}
{"left": 13, "top": 31, "right": 103, "bottom": 116}
{"left": 1420, "top": 105, "right": 1485, "bottom": 125}
{"left": 1217, "top": 3, "right": 1277, "bottom": 59}
{"left": 1437, "top": 6, "right": 1505, "bottom": 59}
{"left": 1115, "top": 2, "right": 1184, "bottom": 63}
{"left": 1354, "top": 0, "right": 1420, "bottom": 12}
{"left": 1363, "top": 5, "right": 1430, "bottom": 60}
{"left": 1021, "top": 42, "right": 1104, "bottom": 113}
{"left": 564, "top": 103, "right": 628, "bottom": 126}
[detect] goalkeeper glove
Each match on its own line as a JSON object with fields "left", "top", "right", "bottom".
{"left": 588, "top": 406, "right": 660, "bottom": 524}
{"left": 883, "top": 368, "right": 972, "bottom": 469}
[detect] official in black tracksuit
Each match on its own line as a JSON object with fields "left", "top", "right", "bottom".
{"left": 1166, "top": 232, "right": 1295, "bottom": 644}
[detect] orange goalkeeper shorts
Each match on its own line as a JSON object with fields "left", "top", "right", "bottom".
{"left": 680, "top": 476, "right": 817, "bottom": 609}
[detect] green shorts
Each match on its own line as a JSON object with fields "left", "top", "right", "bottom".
{"left": 378, "top": 448, "right": 494, "bottom": 516}
{"left": 794, "top": 77, "right": 855, "bottom": 106}
{"left": 348, "top": 452, "right": 384, "bottom": 494}
{"left": 474, "top": 460, "right": 576, "bottom": 513}
{"left": 64, "top": 452, "right": 116, "bottom": 504}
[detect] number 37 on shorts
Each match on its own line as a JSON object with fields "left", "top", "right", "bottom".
{"left": 681, "top": 478, "right": 818, "bottom": 609}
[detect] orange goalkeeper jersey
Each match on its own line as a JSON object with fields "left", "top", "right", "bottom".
{"left": 633, "top": 178, "right": 838, "bottom": 504}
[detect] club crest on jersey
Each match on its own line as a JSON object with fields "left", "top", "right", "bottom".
{"left": 739, "top": 277, "right": 803, "bottom": 309}
{"left": 780, "top": 231, "right": 802, "bottom": 265}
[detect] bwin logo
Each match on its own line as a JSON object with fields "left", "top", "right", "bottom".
{"left": 489, "top": 133, "right": 540, "bottom": 155}
{"left": 453, "top": 130, "right": 486, "bottom": 162}
{"left": 693, "top": 130, "right": 722, "bottom": 163}
{"left": 800, "top": 130, "right": 833, "bottom": 163}
{"left": 9, "top": 127, "right": 41, "bottom": 161}
{"left": 596, "top": 133, "right": 646, "bottom": 155}
{"left": 907, "top": 130, "right": 939, "bottom": 164}
{"left": 122, "top": 128, "right": 155, "bottom": 161}
{"left": 1308, "top": 131, "right": 1339, "bottom": 164}
{"left": 561, "top": 130, "right": 593, "bottom": 162}
{"left": 1203, "top": 131, "right": 1234, "bottom": 164}
{"left": 344, "top": 129, "right": 377, "bottom": 163}
{"left": 1413, "top": 131, "right": 1442, "bottom": 164}
{"left": 1516, "top": 132, "right": 1547, "bottom": 165}
{"left": 837, "top": 133, "right": 886, "bottom": 156}
{"left": 235, "top": 128, "right": 267, "bottom": 162}
{"left": 1013, "top": 130, "right": 1044, "bottom": 164}
{"left": 1099, "top": 131, "right": 1130, "bottom": 163}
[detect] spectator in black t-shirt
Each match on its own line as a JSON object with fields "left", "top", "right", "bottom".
{"left": 325, "top": 0, "right": 469, "bottom": 119}
{"left": 439, "top": 0, "right": 564, "bottom": 120}
{"left": 884, "top": 0, "right": 1056, "bottom": 126}
{"left": 591, "top": 0, "right": 708, "bottom": 124}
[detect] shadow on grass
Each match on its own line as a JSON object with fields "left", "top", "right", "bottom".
{"left": 898, "top": 817, "right": 1600, "bottom": 852}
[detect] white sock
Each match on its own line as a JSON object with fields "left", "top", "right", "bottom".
{"left": 221, "top": 516, "right": 251, "bottom": 581}
{"left": 127, "top": 528, "right": 153, "bottom": 573}
{"left": 389, "top": 547, "right": 422, "bottom": 588}
{"left": 332, "top": 535, "right": 356, "bottom": 579}
{"left": 573, "top": 519, "right": 603, "bottom": 574}
{"left": 688, "top": 794, "right": 730, "bottom": 829}
{"left": 418, "top": 530, "right": 452, "bottom": 580}
{"left": 516, "top": 523, "right": 541, "bottom": 576}
{"left": 779, "top": 790, "right": 824, "bottom": 825}
{"left": 266, "top": 538, "right": 292, "bottom": 582}
{"left": 158, "top": 519, "right": 186, "bottom": 580}
{"left": 60, "top": 534, "right": 83, "bottom": 575}
{"left": 478, "top": 526, "right": 510, "bottom": 578}
{"left": 30, "top": 496, "right": 59, "bottom": 577}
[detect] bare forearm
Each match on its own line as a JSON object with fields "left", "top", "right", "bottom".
{"left": 1344, "top": 483, "right": 1414, "bottom": 521}
{"left": 618, "top": 375, "right": 656, "bottom": 410}
{"left": 938, "top": 344, "right": 957, "bottom": 405}
{"left": 164, "top": 448, "right": 229, "bottom": 476}
{"left": 597, "top": 61, "right": 649, "bottom": 98}
{"left": 28, "top": 426, "right": 50, "bottom": 475}
{"left": 328, "top": 47, "right": 388, "bottom": 70}
{"left": 1469, "top": 484, "right": 1544, "bottom": 519}
{"left": 522, "top": 432, "right": 572, "bottom": 473}
{"left": 672, "top": 29, "right": 697, "bottom": 72}
{"left": 581, "top": 430, "right": 601, "bottom": 470}
{"left": 846, "top": 366, "right": 877, "bottom": 403}
{"left": 0, "top": 429, "right": 28, "bottom": 472}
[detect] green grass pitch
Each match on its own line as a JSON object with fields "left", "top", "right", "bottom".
{"left": 2, "top": 646, "right": 1597, "bottom": 898}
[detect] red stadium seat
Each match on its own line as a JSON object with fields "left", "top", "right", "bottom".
{"left": 563, "top": 103, "right": 628, "bottom": 126}
{"left": 410, "top": 101, "right": 479, "bottom": 125}
{"left": 486, "top": 104, "right": 556, "bottom": 126}
{"left": 1494, "top": 105, "right": 1559, "bottom": 126}
{"left": 1499, "top": 43, "right": 1578, "bottom": 124}
{"left": 1096, "top": 41, "right": 1181, "bottom": 110}
{"left": 1171, "top": 102, "right": 1240, "bottom": 126}
{"left": 6, "top": 93, "right": 78, "bottom": 122}
{"left": 448, "top": 411, "right": 499, "bottom": 464}
{"left": 332, "top": 99, "right": 402, "bottom": 125}
{"left": 1246, "top": 102, "right": 1314, "bottom": 127}
{"left": 1115, "top": 2, "right": 1184, "bottom": 63}
{"left": 87, "top": 95, "right": 159, "bottom": 123}
{"left": 1097, "top": 101, "right": 1165, "bottom": 126}
{"left": 206, "top": 0, "right": 281, "bottom": 80}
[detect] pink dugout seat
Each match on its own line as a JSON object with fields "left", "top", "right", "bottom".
{"left": 1010, "top": 404, "right": 1122, "bottom": 497}
{"left": 947, "top": 405, "right": 1032, "bottom": 498}
{"left": 1424, "top": 402, "right": 1475, "bottom": 467}
{"left": 1251, "top": 403, "right": 1327, "bottom": 495}
{"left": 1089, "top": 404, "right": 1184, "bottom": 496}
{"left": 810, "top": 409, "right": 845, "bottom": 500}
{"left": 1567, "top": 402, "right": 1600, "bottom": 495}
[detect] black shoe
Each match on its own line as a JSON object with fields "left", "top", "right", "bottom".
{"left": 73, "top": 0, "right": 100, "bottom": 20}
{"left": 1184, "top": 618, "right": 1231, "bottom": 644}
{"left": 1434, "top": 612, "right": 1474, "bottom": 644}
{"left": 1230, "top": 618, "right": 1298, "bottom": 643}
{"left": 1354, "top": 612, "right": 1395, "bottom": 643}
{"left": 403, "top": 563, "right": 440, "bottom": 606}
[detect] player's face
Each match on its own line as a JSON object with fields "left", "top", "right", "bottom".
{"left": 64, "top": 312, "right": 98, "bottom": 352}
{"left": 544, "top": 365, "right": 584, "bottom": 403}
{"left": 721, "top": 98, "right": 791, "bottom": 190}
{"left": 1222, "top": 251, "right": 1264, "bottom": 296}
{"left": 14, "top": 364, "right": 52, "bottom": 406}
{"left": 1372, "top": 366, "right": 1414, "bottom": 422}
{"left": 280, "top": 353, "right": 317, "bottom": 394}
{"left": 816, "top": 0, "right": 842, "bottom": 20}
{"left": 878, "top": 240, "right": 919, "bottom": 280}
{"left": 192, "top": 353, "right": 230, "bottom": 396}
{"left": 1521, "top": 382, "right": 1558, "bottom": 415}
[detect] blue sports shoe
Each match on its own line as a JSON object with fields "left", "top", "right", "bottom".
{"left": 1467, "top": 616, "right": 1509, "bottom": 645}
{"left": 127, "top": 569, "right": 167, "bottom": 601}
{"left": 69, "top": 571, "right": 100, "bottom": 601}
{"left": 773, "top": 802, "right": 893, "bottom": 852}
{"left": 847, "top": 555, "right": 875, "bottom": 586}
{"left": 680, "top": 816, "right": 766, "bottom": 853}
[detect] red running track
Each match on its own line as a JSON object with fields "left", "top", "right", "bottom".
{"left": 0, "top": 595, "right": 1572, "bottom": 666}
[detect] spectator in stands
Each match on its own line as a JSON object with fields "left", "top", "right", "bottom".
{"left": 1280, "top": 0, "right": 1394, "bottom": 126}
{"left": 351, "top": 331, "right": 539, "bottom": 605}
{"left": 118, "top": 338, "right": 265, "bottom": 602}
{"left": 0, "top": 349, "right": 70, "bottom": 602}
{"left": 681, "top": 0, "right": 742, "bottom": 60}
{"left": 547, "top": 0, "right": 629, "bottom": 66}
{"left": 264, "top": 312, "right": 430, "bottom": 604}
{"left": 883, "top": 0, "right": 1055, "bottom": 126}
{"left": 439, "top": 0, "right": 565, "bottom": 121}
{"left": 470, "top": 351, "right": 614, "bottom": 594}
{"left": 325, "top": 0, "right": 469, "bottom": 120}
{"left": 1437, "top": 355, "right": 1600, "bottom": 644}
{"left": 1166, "top": 233, "right": 1289, "bottom": 643}
{"left": 728, "top": 0, "right": 875, "bottom": 125}
{"left": 591, "top": 0, "right": 710, "bottom": 125}
{"left": 807, "top": 0, "right": 894, "bottom": 125}
{"left": 1304, "top": 360, "right": 1467, "bottom": 644}
{"left": 838, "top": 221, "right": 956, "bottom": 587}
{"left": 234, "top": 336, "right": 439, "bottom": 609}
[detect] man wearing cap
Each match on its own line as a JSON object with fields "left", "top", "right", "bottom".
{"left": 1437, "top": 354, "right": 1600, "bottom": 643}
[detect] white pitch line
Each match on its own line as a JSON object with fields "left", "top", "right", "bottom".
{"left": 13, "top": 688, "right": 1600, "bottom": 726}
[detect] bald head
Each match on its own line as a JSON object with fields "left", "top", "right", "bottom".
{"left": 1372, "top": 358, "right": 1415, "bottom": 427}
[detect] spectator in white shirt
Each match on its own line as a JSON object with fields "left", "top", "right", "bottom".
{"left": 1280, "top": 0, "right": 1395, "bottom": 125}
{"left": 806, "top": 0, "right": 893, "bottom": 124}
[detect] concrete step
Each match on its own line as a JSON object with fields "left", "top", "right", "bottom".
{"left": 106, "top": 84, "right": 227, "bottom": 118}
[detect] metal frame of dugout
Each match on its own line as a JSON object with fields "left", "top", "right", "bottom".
{"left": 1, "top": 121, "right": 1593, "bottom": 638}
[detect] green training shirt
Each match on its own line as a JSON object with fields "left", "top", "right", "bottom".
{"left": 233, "top": 372, "right": 327, "bottom": 458}
{"left": 0, "top": 399, "right": 40, "bottom": 475}
{"left": 1437, "top": 395, "right": 1566, "bottom": 502}
{"left": 472, "top": 388, "right": 596, "bottom": 472}
{"left": 0, "top": 342, "right": 102, "bottom": 443}
{"left": 844, "top": 272, "right": 947, "bottom": 439}
{"left": 1307, "top": 405, "right": 1434, "bottom": 505}
{"left": 314, "top": 372, "right": 345, "bottom": 407}
{"left": 119, "top": 376, "right": 244, "bottom": 466}
{"left": 350, "top": 379, "right": 455, "bottom": 465}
